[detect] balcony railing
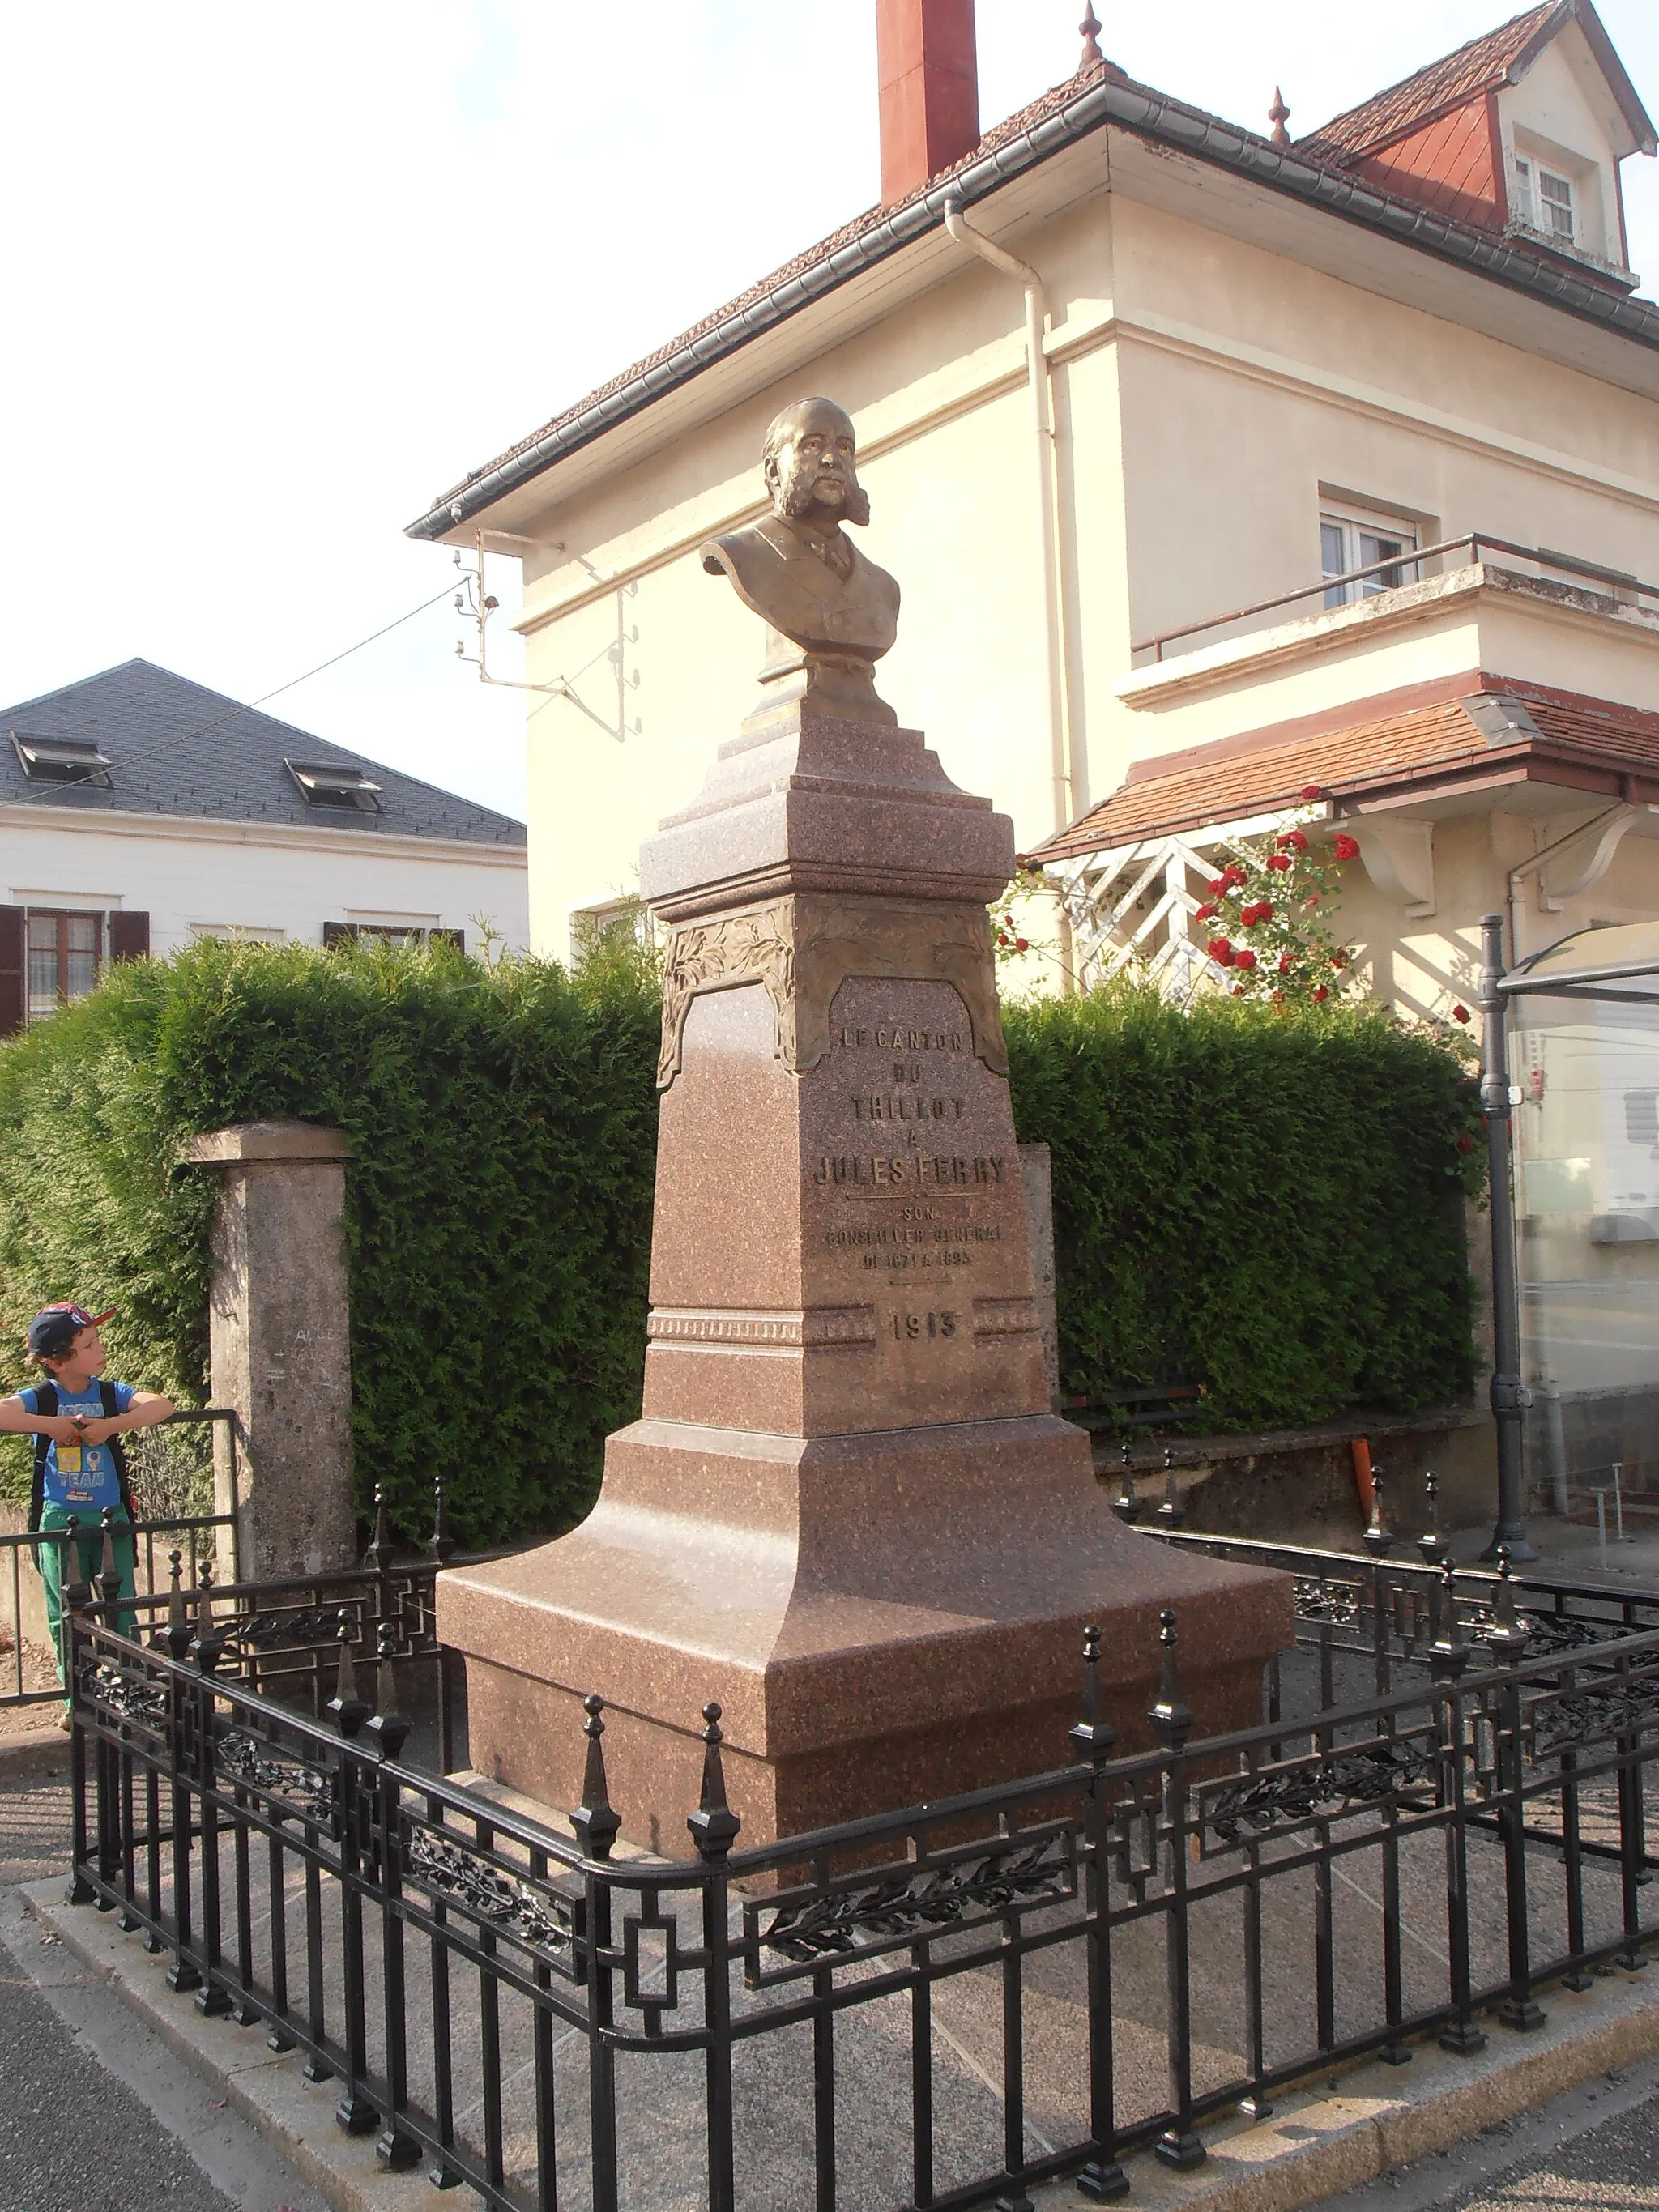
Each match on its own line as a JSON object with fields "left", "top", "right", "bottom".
{"left": 1133, "top": 531, "right": 1659, "bottom": 664}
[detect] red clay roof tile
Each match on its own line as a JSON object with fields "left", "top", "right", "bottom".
{"left": 1300, "top": 4, "right": 1557, "bottom": 163}
{"left": 1030, "top": 686, "right": 1659, "bottom": 861}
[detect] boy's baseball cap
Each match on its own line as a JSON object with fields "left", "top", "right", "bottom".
{"left": 27, "top": 1303, "right": 115, "bottom": 1361}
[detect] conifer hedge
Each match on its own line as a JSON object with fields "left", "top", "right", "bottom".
{"left": 1003, "top": 986, "right": 1483, "bottom": 1430}
{"left": 0, "top": 938, "right": 659, "bottom": 1548}
{"left": 0, "top": 947, "right": 1480, "bottom": 1546}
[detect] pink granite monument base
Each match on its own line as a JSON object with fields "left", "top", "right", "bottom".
{"left": 437, "top": 697, "right": 1292, "bottom": 1851}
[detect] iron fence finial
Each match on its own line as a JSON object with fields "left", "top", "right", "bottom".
{"left": 1155, "top": 1445, "right": 1184, "bottom": 1531}
{"left": 1362, "top": 1465, "right": 1393, "bottom": 1558}
{"left": 1484, "top": 1545, "right": 1533, "bottom": 1664}
{"left": 429, "top": 1473, "right": 455, "bottom": 1567}
{"left": 1418, "top": 1471, "right": 1448, "bottom": 1570}
{"left": 1070, "top": 1622, "right": 1119, "bottom": 1760}
{"left": 159, "top": 1547, "right": 190, "bottom": 1657}
{"left": 1430, "top": 1555, "right": 1470, "bottom": 1680}
{"left": 687, "top": 1701, "right": 742, "bottom": 1862}
{"left": 364, "top": 1618, "right": 410, "bottom": 1759}
{"left": 188, "top": 1558, "right": 224, "bottom": 1673}
{"left": 571, "top": 1692, "right": 622, "bottom": 1860}
{"left": 1113, "top": 1438, "right": 1141, "bottom": 1524}
{"left": 1148, "top": 1608, "right": 1192, "bottom": 1748}
{"left": 367, "top": 1484, "right": 394, "bottom": 1575}
{"left": 327, "top": 1605, "right": 367, "bottom": 1736}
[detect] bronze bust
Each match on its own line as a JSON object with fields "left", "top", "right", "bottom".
{"left": 701, "top": 397, "right": 900, "bottom": 724}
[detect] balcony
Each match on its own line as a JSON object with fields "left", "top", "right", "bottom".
{"left": 1117, "top": 535, "right": 1659, "bottom": 757}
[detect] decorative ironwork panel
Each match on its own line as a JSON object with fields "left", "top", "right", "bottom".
{"left": 403, "top": 1822, "right": 582, "bottom": 1977}
{"left": 751, "top": 1829, "right": 1078, "bottom": 1975}
{"left": 216, "top": 1727, "right": 337, "bottom": 1831}
{"left": 1202, "top": 1737, "right": 1438, "bottom": 1844}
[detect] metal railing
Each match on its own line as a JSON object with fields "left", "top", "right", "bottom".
{"left": 0, "top": 1407, "right": 241, "bottom": 1710}
{"left": 1132, "top": 531, "right": 1659, "bottom": 663}
{"left": 62, "top": 1534, "right": 1659, "bottom": 2212}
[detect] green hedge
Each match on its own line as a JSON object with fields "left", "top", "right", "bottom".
{"left": 0, "top": 937, "right": 659, "bottom": 1548}
{"left": 1004, "top": 985, "right": 1483, "bottom": 1430}
{"left": 0, "top": 949, "right": 1479, "bottom": 1544}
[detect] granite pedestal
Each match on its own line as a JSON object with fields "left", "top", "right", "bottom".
{"left": 438, "top": 692, "right": 1291, "bottom": 1851}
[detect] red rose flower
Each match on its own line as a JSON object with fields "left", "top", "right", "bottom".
{"left": 1278, "top": 953, "right": 1293, "bottom": 973}
{"left": 1207, "top": 936, "right": 1236, "bottom": 966}
{"left": 1015, "top": 937, "right": 1029, "bottom": 953}
{"left": 1332, "top": 951, "right": 1346, "bottom": 969}
{"left": 1313, "top": 985, "right": 1328, "bottom": 1002}
{"left": 1305, "top": 893, "right": 1320, "bottom": 906}
{"left": 1194, "top": 901, "right": 1218, "bottom": 921}
{"left": 1206, "top": 877, "right": 1226, "bottom": 896}
{"left": 1300, "top": 784, "right": 1323, "bottom": 801}
{"left": 1333, "top": 833, "right": 1361, "bottom": 862}
{"left": 1233, "top": 984, "right": 1247, "bottom": 997}
{"left": 1235, "top": 948, "right": 1258, "bottom": 971}
{"left": 1452, "top": 1004, "right": 1471, "bottom": 1024}
{"left": 1457, "top": 1132, "right": 1474, "bottom": 1153}
{"left": 1266, "top": 853, "right": 1291, "bottom": 872}
{"left": 1222, "top": 864, "right": 1247, "bottom": 888}
{"left": 1279, "top": 829, "right": 1308, "bottom": 853}
{"left": 996, "top": 930, "right": 1009, "bottom": 947}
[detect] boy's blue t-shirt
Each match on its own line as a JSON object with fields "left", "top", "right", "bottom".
{"left": 20, "top": 1379, "right": 134, "bottom": 1514}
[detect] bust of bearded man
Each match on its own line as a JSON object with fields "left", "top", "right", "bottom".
{"left": 700, "top": 397, "right": 901, "bottom": 726}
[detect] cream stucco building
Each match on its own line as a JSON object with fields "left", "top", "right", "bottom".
{"left": 407, "top": 0, "right": 1659, "bottom": 1023}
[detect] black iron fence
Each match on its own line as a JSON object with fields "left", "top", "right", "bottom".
{"left": 0, "top": 1408, "right": 241, "bottom": 1711}
{"left": 62, "top": 1538, "right": 1659, "bottom": 2212}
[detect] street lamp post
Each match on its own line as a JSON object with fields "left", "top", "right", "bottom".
{"left": 1479, "top": 911, "right": 1537, "bottom": 1563}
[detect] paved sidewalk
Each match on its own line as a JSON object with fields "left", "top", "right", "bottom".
{"left": 0, "top": 1775, "right": 326, "bottom": 2212}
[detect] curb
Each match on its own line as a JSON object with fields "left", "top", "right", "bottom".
{"left": 0, "top": 1732, "right": 70, "bottom": 1780}
{"left": 24, "top": 1879, "right": 1659, "bottom": 2212}
{"left": 1030, "top": 1963, "right": 1659, "bottom": 2211}
{"left": 23, "top": 1880, "right": 429, "bottom": 2212}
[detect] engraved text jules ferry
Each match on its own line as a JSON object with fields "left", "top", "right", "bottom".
{"left": 814, "top": 1020, "right": 1006, "bottom": 1330}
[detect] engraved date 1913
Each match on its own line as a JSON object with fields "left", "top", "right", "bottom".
{"left": 893, "top": 1310, "right": 957, "bottom": 1341}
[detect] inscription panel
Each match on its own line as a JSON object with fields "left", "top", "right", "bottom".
{"left": 800, "top": 978, "right": 1045, "bottom": 1421}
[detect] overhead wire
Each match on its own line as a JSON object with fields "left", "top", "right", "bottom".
{"left": 0, "top": 579, "right": 462, "bottom": 808}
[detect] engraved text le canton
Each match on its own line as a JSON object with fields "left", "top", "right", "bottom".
{"left": 655, "top": 898, "right": 1007, "bottom": 1090}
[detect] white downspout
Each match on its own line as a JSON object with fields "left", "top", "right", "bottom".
{"left": 943, "top": 197, "right": 1073, "bottom": 839}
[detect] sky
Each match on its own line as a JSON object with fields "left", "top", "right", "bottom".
{"left": 2, "top": 2, "right": 1656, "bottom": 825}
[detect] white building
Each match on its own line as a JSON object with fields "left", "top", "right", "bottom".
{"left": 0, "top": 658, "right": 528, "bottom": 1030}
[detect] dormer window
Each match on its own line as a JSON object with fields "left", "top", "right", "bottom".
{"left": 1515, "top": 157, "right": 1576, "bottom": 243}
{"left": 285, "top": 758, "right": 383, "bottom": 813}
{"left": 11, "top": 731, "right": 113, "bottom": 787}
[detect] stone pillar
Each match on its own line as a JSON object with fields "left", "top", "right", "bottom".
{"left": 1018, "top": 1140, "right": 1061, "bottom": 1413}
{"left": 181, "top": 1122, "right": 356, "bottom": 1580}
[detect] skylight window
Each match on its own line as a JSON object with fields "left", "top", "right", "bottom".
{"left": 11, "top": 731, "right": 113, "bottom": 787}
{"left": 285, "top": 758, "right": 383, "bottom": 813}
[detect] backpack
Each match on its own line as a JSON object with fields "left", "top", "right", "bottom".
{"left": 28, "top": 1379, "right": 135, "bottom": 1533}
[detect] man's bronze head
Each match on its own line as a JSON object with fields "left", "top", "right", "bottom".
{"left": 762, "top": 398, "right": 871, "bottom": 530}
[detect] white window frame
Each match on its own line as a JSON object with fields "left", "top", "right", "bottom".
{"left": 1514, "top": 156, "right": 1576, "bottom": 245}
{"left": 1320, "top": 507, "right": 1421, "bottom": 610}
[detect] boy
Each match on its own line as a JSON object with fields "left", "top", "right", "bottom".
{"left": 0, "top": 1303, "right": 173, "bottom": 1720}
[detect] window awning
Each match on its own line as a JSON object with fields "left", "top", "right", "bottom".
{"left": 1501, "top": 919, "right": 1659, "bottom": 1003}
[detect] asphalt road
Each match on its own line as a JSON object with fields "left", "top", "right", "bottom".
{"left": 0, "top": 1775, "right": 325, "bottom": 2212}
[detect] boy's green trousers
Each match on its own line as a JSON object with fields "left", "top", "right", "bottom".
{"left": 37, "top": 1504, "right": 137, "bottom": 1691}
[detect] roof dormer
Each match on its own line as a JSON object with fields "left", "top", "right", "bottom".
{"left": 1301, "top": 1, "right": 1655, "bottom": 291}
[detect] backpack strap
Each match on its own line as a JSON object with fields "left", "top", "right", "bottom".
{"left": 28, "top": 1383, "right": 56, "bottom": 1535}
{"left": 98, "top": 1378, "right": 135, "bottom": 1521}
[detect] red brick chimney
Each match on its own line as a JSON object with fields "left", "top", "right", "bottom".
{"left": 876, "top": 0, "right": 980, "bottom": 206}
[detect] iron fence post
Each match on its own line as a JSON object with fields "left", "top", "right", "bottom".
{"left": 1478, "top": 910, "right": 1537, "bottom": 1562}
{"left": 688, "top": 1703, "right": 740, "bottom": 2212}
{"left": 572, "top": 1696, "right": 621, "bottom": 2212}
{"left": 66, "top": 1605, "right": 95, "bottom": 1907}
{"left": 1073, "top": 1626, "right": 1128, "bottom": 2201}
{"left": 1149, "top": 1613, "right": 1204, "bottom": 2171}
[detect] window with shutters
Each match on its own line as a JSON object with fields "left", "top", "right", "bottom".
{"left": 26, "top": 910, "right": 101, "bottom": 1017}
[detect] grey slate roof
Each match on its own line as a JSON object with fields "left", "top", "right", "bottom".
{"left": 0, "top": 659, "right": 527, "bottom": 846}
